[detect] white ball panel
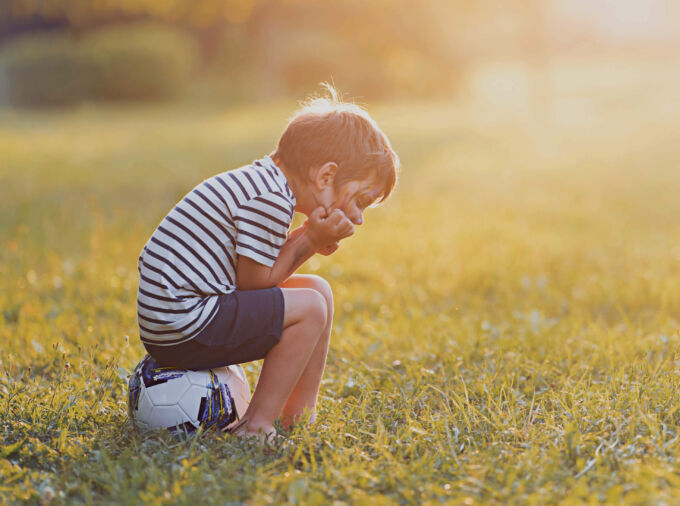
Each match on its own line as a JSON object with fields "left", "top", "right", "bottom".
{"left": 134, "top": 390, "right": 154, "bottom": 427}
{"left": 147, "top": 375, "right": 190, "bottom": 406}
{"left": 178, "top": 384, "right": 208, "bottom": 422}
{"left": 231, "top": 364, "right": 248, "bottom": 384}
{"left": 146, "top": 405, "right": 192, "bottom": 430}
{"left": 184, "top": 370, "right": 212, "bottom": 387}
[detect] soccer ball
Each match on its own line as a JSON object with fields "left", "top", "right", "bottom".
{"left": 128, "top": 354, "right": 251, "bottom": 433}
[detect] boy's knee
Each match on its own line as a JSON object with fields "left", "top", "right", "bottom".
{"left": 306, "top": 275, "right": 333, "bottom": 312}
{"left": 300, "top": 288, "right": 328, "bottom": 330}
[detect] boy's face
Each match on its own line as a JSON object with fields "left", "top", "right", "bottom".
{"left": 325, "top": 179, "right": 381, "bottom": 226}
{"left": 304, "top": 162, "right": 381, "bottom": 225}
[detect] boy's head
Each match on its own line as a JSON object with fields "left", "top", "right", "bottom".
{"left": 271, "top": 84, "right": 399, "bottom": 224}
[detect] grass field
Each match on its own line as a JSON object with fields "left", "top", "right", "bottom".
{"left": 2, "top": 58, "right": 680, "bottom": 504}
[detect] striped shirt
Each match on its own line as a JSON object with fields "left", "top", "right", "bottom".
{"left": 137, "top": 156, "right": 296, "bottom": 346}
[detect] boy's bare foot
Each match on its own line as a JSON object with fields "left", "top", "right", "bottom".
{"left": 225, "top": 418, "right": 277, "bottom": 445}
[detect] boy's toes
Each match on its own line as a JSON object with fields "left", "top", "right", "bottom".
{"left": 225, "top": 418, "right": 278, "bottom": 446}
{"left": 224, "top": 417, "right": 249, "bottom": 435}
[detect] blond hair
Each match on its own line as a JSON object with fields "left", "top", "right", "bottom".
{"left": 272, "top": 84, "right": 399, "bottom": 204}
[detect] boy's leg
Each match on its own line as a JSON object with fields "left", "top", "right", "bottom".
{"left": 236, "top": 287, "right": 327, "bottom": 438}
{"left": 277, "top": 275, "right": 333, "bottom": 428}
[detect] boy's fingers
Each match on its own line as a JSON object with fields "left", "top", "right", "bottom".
{"left": 316, "top": 208, "right": 353, "bottom": 241}
{"left": 310, "top": 206, "right": 327, "bottom": 222}
{"left": 332, "top": 208, "right": 345, "bottom": 217}
{"left": 340, "top": 222, "right": 354, "bottom": 238}
{"left": 327, "top": 209, "right": 343, "bottom": 224}
{"left": 340, "top": 216, "right": 354, "bottom": 232}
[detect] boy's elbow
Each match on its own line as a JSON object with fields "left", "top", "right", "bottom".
{"left": 235, "top": 275, "right": 263, "bottom": 291}
{"left": 235, "top": 255, "right": 277, "bottom": 290}
{"left": 236, "top": 280, "right": 267, "bottom": 290}
{"left": 235, "top": 272, "right": 276, "bottom": 291}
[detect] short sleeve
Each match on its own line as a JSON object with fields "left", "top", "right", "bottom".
{"left": 234, "top": 192, "right": 293, "bottom": 267}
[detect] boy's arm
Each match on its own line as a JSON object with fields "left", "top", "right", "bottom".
{"left": 236, "top": 207, "right": 353, "bottom": 290}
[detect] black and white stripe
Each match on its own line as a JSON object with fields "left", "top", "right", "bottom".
{"left": 137, "top": 156, "right": 296, "bottom": 346}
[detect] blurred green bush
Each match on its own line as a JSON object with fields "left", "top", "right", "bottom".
{"left": 0, "top": 32, "right": 94, "bottom": 106}
{"left": 0, "top": 23, "right": 197, "bottom": 106}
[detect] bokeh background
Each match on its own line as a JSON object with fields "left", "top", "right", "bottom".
{"left": 1, "top": 0, "right": 679, "bottom": 107}
{"left": 2, "top": 1, "right": 680, "bottom": 503}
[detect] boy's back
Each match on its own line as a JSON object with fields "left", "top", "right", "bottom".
{"left": 137, "top": 156, "right": 295, "bottom": 347}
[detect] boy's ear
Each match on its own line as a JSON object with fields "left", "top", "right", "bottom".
{"left": 313, "top": 162, "right": 338, "bottom": 190}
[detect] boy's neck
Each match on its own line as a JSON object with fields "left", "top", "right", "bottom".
{"left": 273, "top": 158, "right": 296, "bottom": 194}
{"left": 273, "top": 157, "right": 306, "bottom": 212}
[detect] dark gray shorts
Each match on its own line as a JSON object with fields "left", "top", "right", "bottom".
{"left": 143, "top": 287, "right": 285, "bottom": 370}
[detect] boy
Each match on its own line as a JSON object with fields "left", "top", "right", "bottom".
{"left": 136, "top": 86, "right": 399, "bottom": 441}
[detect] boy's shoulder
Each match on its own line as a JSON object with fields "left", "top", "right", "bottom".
{"left": 205, "top": 157, "right": 295, "bottom": 218}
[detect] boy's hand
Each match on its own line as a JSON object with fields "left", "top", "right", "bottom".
{"left": 317, "top": 241, "right": 339, "bottom": 256}
{"left": 307, "top": 207, "right": 354, "bottom": 248}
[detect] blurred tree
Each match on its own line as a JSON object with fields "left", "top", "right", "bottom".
{"left": 0, "top": 0, "right": 474, "bottom": 100}
{"left": 0, "top": 23, "right": 197, "bottom": 106}
{"left": 1, "top": 0, "right": 256, "bottom": 33}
